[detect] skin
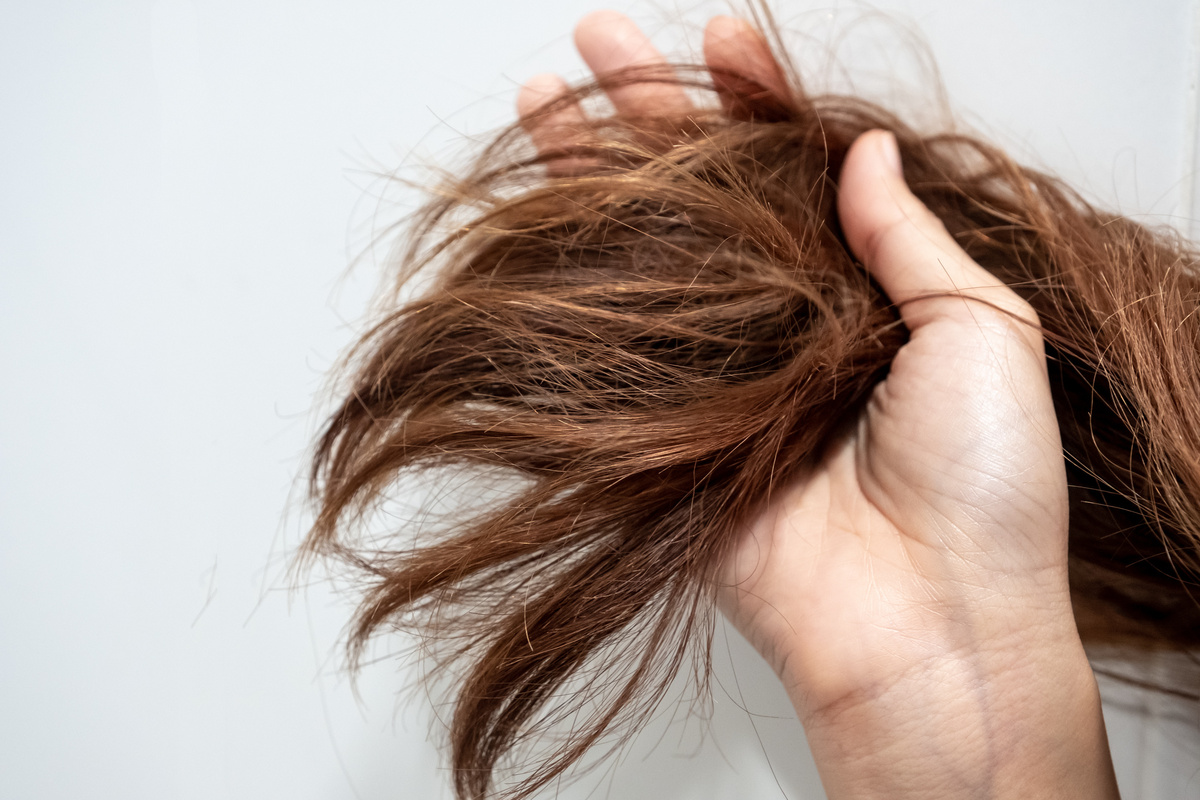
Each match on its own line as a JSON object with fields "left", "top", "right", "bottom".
{"left": 519, "top": 12, "right": 1121, "bottom": 799}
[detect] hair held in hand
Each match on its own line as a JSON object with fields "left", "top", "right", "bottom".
{"left": 304, "top": 24, "right": 1200, "bottom": 800}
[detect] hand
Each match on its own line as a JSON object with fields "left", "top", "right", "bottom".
{"left": 519, "top": 12, "right": 1119, "bottom": 799}
{"left": 724, "top": 129, "right": 1117, "bottom": 797}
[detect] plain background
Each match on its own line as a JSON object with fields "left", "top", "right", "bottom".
{"left": 3, "top": 1, "right": 1200, "bottom": 798}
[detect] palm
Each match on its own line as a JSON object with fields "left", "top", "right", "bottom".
{"left": 723, "top": 311, "right": 1070, "bottom": 711}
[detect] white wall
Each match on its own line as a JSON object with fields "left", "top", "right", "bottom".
{"left": 2, "top": 2, "right": 1197, "bottom": 798}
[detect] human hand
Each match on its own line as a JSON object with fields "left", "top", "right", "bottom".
{"left": 519, "top": 12, "right": 1118, "bottom": 799}
{"left": 722, "top": 127, "right": 1117, "bottom": 797}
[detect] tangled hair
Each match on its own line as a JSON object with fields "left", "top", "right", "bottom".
{"left": 304, "top": 26, "right": 1200, "bottom": 800}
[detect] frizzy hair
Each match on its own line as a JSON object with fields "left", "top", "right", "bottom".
{"left": 302, "top": 24, "right": 1200, "bottom": 800}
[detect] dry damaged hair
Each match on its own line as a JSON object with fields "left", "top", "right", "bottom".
{"left": 304, "top": 26, "right": 1200, "bottom": 800}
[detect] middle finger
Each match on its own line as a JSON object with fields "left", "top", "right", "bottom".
{"left": 573, "top": 10, "right": 692, "bottom": 117}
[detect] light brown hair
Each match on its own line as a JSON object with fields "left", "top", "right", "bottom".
{"left": 303, "top": 33, "right": 1200, "bottom": 800}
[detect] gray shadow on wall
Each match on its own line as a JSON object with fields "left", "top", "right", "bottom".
{"left": 540, "top": 620, "right": 825, "bottom": 800}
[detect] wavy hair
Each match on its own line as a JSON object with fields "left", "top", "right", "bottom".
{"left": 302, "top": 26, "right": 1200, "bottom": 800}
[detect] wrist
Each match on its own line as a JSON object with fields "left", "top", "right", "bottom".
{"left": 796, "top": 638, "right": 1118, "bottom": 800}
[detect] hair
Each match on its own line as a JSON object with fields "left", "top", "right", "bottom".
{"left": 302, "top": 20, "right": 1200, "bottom": 800}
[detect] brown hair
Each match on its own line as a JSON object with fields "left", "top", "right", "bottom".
{"left": 302, "top": 33, "right": 1200, "bottom": 800}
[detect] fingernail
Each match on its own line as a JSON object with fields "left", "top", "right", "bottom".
{"left": 879, "top": 131, "right": 902, "bottom": 177}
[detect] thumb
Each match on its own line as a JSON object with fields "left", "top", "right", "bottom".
{"left": 837, "top": 130, "right": 1039, "bottom": 340}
